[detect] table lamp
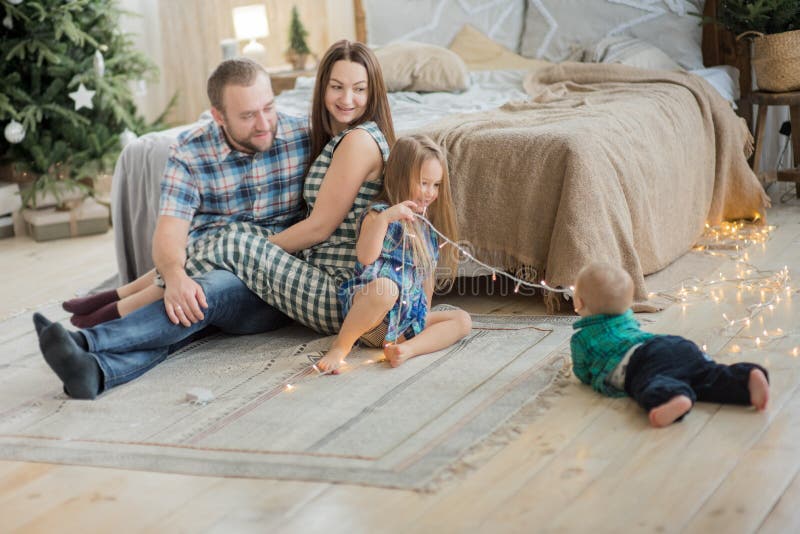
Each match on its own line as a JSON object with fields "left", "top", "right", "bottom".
{"left": 233, "top": 4, "right": 270, "bottom": 62}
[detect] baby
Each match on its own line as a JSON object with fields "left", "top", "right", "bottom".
{"left": 570, "top": 262, "right": 769, "bottom": 427}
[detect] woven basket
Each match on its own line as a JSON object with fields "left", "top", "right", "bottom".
{"left": 741, "top": 30, "right": 800, "bottom": 92}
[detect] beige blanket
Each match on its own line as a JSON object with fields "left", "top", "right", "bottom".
{"left": 418, "top": 63, "right": 768, "bottom": 311}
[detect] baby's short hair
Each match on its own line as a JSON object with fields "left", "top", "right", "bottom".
{"left": 575, "top": 262, "right": 634, "bottom": 315}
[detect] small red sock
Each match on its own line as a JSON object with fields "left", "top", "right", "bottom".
{"left": 63, "top": 289, "right": 120, "bottom": 315}
{"left": 70, "top": 302, "right": 121, "bottom": 328}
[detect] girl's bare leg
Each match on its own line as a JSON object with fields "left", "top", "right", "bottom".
{"left": 384, "top": 309, "right": 472, "bottom": 367}
{"left": 317, "top": 278, "right": 398, "bottom": 373}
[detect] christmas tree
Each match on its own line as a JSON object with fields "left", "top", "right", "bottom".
{"left": 0, "top": 0, "right": 169, "bottom": 207}
{"left": 288, "top": 5, "right": 310, "bottom": 56}
{"left": 709, "top": 0, "right": 800, "bottom": 35}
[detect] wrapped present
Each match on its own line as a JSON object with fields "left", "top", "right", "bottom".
{"left": 22, "top": 197, "right": 109, "bottom": 242}
{"left": 0, "top": 181, "right": 21, "bottom": 239}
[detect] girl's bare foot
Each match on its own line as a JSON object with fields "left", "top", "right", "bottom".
{"left": 317, "top": 349, "right": 346, "bottom": 374}
{"left": 648, "top": 395, "right": 693, "bottom": 428}
{"left": 384, "top": 343, "right": 414, "bottom": 367}
{"left": 749, "top": 368, "right": 770, "bottom": 411}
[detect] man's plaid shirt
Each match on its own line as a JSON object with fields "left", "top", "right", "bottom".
{"left": 570, "top": 309, "right": 656, "bottom": 397}
{"left": 159, "top": 112, "right": 310, "bottom": 240}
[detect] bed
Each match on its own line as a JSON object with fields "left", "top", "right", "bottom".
{"left": 110, "top": 0, "right": 766, "bottom": 311}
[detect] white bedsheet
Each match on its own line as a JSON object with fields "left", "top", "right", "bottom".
{"left": 276, "top": 66, "right": 740, "bottom": 132}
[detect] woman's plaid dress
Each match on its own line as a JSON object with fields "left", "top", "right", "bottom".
{"left": 183, "top": 121, "right": 390, "bottom": 335}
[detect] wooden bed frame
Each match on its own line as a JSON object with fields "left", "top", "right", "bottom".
{"left": 352, "top": 0, "right": 752, "bottom": 124}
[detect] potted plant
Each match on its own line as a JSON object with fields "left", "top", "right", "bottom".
{"left": 286, "top": 6, "right": 311, "bottom": 70}
{"left": 703, "top": 0, "right": 800, "bottom": 91}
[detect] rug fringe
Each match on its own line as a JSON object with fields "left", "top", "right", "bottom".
{"left": 421, "top": 354, "right": 573, "bottom": 493}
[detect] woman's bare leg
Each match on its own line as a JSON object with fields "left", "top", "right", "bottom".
{"left": 117, "top": 284, "right": 165, "bottom": 317}
{"left": 117, "top": 268, "right": 159, "bottom": 298}
{"left": 63, "top": 269, "right": 158, "bottom": 315}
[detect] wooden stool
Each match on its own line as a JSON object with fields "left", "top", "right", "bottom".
{"left": 751, "top": 90, "right": 800, "bottom": 197}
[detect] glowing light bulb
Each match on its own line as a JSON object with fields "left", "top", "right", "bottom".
{"left": 514, "top": 282, "right": 521, "bottom": 294}
{"left": 285, "top": 384, "right": 294, "bottom": 391}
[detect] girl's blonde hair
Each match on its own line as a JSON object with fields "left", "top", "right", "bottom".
{"left": 373, "top": 134, "right": 459, "bottom": 280}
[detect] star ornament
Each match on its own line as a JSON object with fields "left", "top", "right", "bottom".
{"left": 69, "top": 83, "right": 96, "bottom": 111}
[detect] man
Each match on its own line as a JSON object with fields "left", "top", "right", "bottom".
{"left": 33, "top": 58, "right": 310, "bottom": 399}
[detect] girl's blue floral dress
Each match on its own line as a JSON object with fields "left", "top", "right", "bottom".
{"left": 338, "top": 203, "right": 439, "bottom": 343}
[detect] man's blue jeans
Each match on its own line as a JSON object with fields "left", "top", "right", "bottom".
{"left": 81, "top": 270, "right": 291, "bottom": 391}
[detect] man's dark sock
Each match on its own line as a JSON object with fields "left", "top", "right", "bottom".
{"left": 34, "top": 312, "right": 89, "bottom": 350}
{"left": 70, "top": 302, "right": 120, "bottom": 328}
{"left": 39, "top": 322, "right": 102, "bottom": 400}
{"left": 62, "top": 289, "right": 120, "bottom": 315}
{"left": 32, "top": 312, "right": 52, "bottom": 337}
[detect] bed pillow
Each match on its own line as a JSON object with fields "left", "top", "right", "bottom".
{"left": 375, "top": 42, "right": 470, "bottom": 93}
{"left": 448, "top": 24, "right": 552, "bottom": 72}
{"left": 583, "top": 36, "right": 684, "bottom": 71}
{"left": 363, "top": 0, "right": 526, "bottom": 53}
{"left": 520, "top": 0, "right": 705, "bottom": 70}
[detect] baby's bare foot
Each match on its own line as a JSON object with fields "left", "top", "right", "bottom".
{"left": 749, "top": 368, "right": 770, "bottom": 411}
{"left": 648, "top": 395, "right": 693, "bottom": 428}
{"left": 317, "top": 350, "right": 346, "bottom": 374}
{"left": 384, "top": 343, "right": 413, "bottom": 368}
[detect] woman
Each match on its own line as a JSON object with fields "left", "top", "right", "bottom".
{"left": 182, "top": 39, "right": 396, "bottom": 335}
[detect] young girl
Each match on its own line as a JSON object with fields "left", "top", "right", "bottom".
{"left": 315, "top": 134, "right": 472, "bottom": 373}
{"left": 64, "top": 40, "right": 395, "bottom": 330}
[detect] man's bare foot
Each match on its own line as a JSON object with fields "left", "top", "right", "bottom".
{"left": 648, "top": 395, "right": 693, "bottom": 428}
{"left": 316, "top": 349, "right": 346, "bottom": 374}
{"left": 384, "top": 343, "right": 414, "bottom": 368}
{"left": 749, "top": 368, "right": 770, "bottom": 411}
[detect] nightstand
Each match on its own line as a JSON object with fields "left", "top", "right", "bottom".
{"left": 751, "top": 90, "right": 800, "bottom": 197}
{"left": 270, "top": 69, "right": 316, "bottom": 96}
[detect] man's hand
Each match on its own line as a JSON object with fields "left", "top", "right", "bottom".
{"left": 163, "top": 271, "right": 208, "bottom": 326}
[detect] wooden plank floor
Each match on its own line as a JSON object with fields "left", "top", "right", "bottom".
{"left": 1, "top": 193, "right": 798, "bottom": 533}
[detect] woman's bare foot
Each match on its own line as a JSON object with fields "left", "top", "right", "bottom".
{"left": 648, "top": 395, "right": 693, "bottom": 428}
{"left": 316, "top": 349, "right": 346, "bottom": 374}
{"left": 749, "top": 368, "right": 770, "bottom": 411}
{"left": 384, "top": 343, "right": 414, "bottom": 368}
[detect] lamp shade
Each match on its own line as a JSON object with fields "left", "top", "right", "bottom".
{"left": 233, "top": 4, "right": 269, "bottom": 41}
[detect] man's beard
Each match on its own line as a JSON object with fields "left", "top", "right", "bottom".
{"left": 223, "top": 126, "right": 274, "bottom": 154}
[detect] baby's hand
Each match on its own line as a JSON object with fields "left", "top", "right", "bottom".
{"left": 383, "top": 200, "right": 420, "bottom": 223}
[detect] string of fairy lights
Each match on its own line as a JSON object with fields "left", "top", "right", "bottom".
{"left": 281, "top": 215, "right": 798, "bottom": 393}
{"left": 646, "top": 218, "right": 798, "bottom": 357}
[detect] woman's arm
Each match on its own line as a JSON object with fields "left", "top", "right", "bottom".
{"left": 269, "top": 128, "right": 383, "bottom": 253}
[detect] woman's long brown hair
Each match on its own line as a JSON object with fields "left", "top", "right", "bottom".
{"left": 310, "top": 40, "right": 395, "bottom": 161}
{"left": 373, "top": 134, "right": 459, "bottom": 280}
